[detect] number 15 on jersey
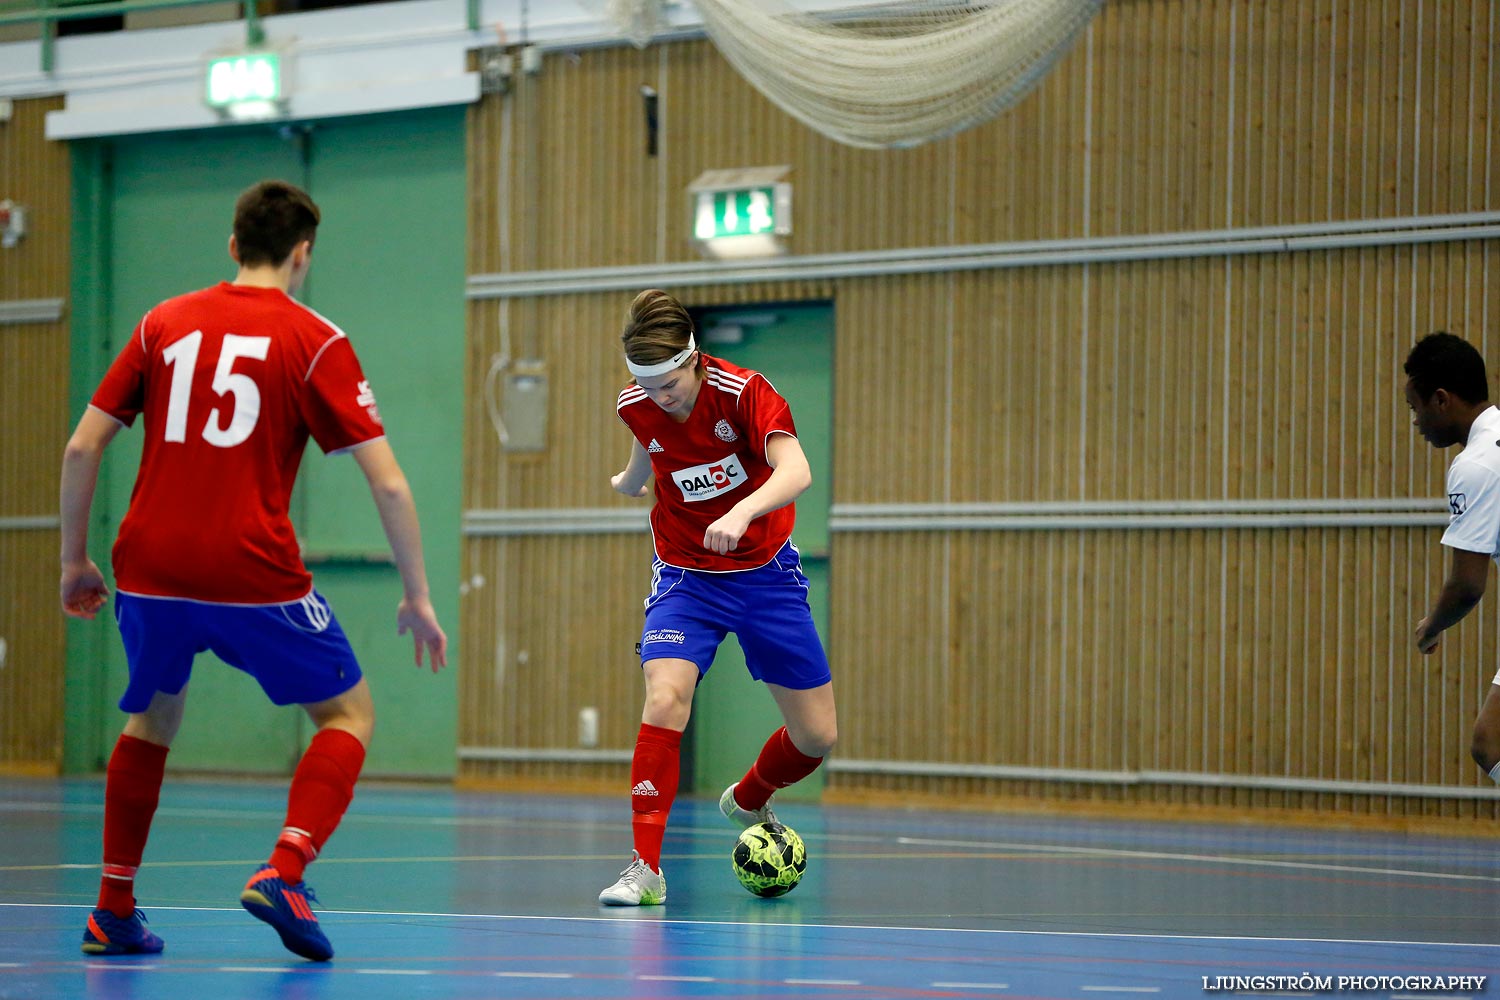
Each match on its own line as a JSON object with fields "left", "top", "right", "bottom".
{"left": 161, "top": 331, "right": 271, "bottom": 448}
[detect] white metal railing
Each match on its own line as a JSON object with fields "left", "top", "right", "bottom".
{"left": 0, "top": 298, "right": 64, "bottom": 324}
{"left": 467, "top": 212, "right": 1500, "bottom": 299}
{"left": 462, "top": 499, "right": 1449, "bottom": 537}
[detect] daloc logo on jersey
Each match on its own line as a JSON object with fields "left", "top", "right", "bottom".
{"left": 1450, "top": 492, "right": 1467, "bottom": 516}
{"left": 673, "top": 454, "right": 746, "bottom": 502}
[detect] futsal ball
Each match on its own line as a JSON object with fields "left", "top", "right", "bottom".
{"left": 731, "top": 821, "right": 807, "bottom": 897}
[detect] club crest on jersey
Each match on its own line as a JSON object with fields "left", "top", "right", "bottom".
{"left": 673, "top": 454, "right": 746, "bottom": 502}
{"left": 714, "top": 419, "right": 738, "bottom": 443}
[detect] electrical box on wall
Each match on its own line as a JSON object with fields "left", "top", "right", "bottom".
{"left": 0, "top": 201, "right": 26, "bottom": 249}
{"left": 502, "top": 360, "right": 549, "bottom": 452}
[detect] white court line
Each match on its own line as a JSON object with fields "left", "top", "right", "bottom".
{"left": 5, "top": 797, "right": 1497, "bottom": 885}
{"left": 1080, "top": 988, "right": 1161, "bottom": 994}
{"left": 83, "top": 962, "right": 158, "bottom": 971}
{"left": 217, "top": 967, "right": 281, "bottom": 974}
{"left": 7, "top": 795, "right": 1498, "bottom": 867}
{"left": 494, "top": 972, "right": 573, "bottom": 979}
{"left": 4, "top": 902, "right": 1498, "bottom": 952}
{"left": 4, "top": 822, "right": 1491, "bottom": 887}
{"left": 892, "top": 835, "right": 1500, "bottom": 885}
{"left": 932, "top": 983, "right": 1009, "bottom": 990}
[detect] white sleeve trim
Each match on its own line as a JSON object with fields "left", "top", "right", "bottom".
{"left": 304, "top": 331, "right": 349, "bottom": 382}
{"left": 86, "top": 403, "right": 129, "bottom": 429}
{"left": 326, "top": 434, "right": 386, "bottom": 457}
{"left": 763, "top": 428, "right": 798, "bottom": 456}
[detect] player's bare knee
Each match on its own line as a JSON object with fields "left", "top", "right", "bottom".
{"left": 642, "top": 686, "right": 691, "bottom": 728}
{"left": 344, "top": 702, "right": 375, "bottom": 745}
{"left": 346, "top": 715, "right": 375, "bottom": 747}
{"left": 306, "top": 694, "right": 374, "bottom": 746}
{"left": 791, "top": 724, "right": 836, "bottom": 759}
{"left": 122, "top": 718, "right": 177, "bottom": 748}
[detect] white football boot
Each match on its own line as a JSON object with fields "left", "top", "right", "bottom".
{"left": 719, "top": 782, "right": 780, "bottom": 829}
{"left": 597, "top": 851, "right": 666, "bottom": 906}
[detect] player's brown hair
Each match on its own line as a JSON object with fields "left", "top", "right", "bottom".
{"left": 622, "top": 289, "right": 704, "bottom": 376}
{"left": 233, "top": 180, "right": 321, "bottom": 268}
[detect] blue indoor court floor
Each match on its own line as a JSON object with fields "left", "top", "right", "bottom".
{"left": 1, "top": 777, "right": 1497, "bottom": 1000}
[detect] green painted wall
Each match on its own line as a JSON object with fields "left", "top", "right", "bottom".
{"left": 64, "top": 110, "right": 465, "bottom": 777}
{"left": 64, "top": 142, "right": 117, "bottom": 777}
{"left": 684, "top": 303, "right": 834, "bottom": 801}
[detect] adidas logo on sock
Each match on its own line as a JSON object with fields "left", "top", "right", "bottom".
{"left": 647, "top": 439, "right": 664, "bottom": 453}
{"left": 632, "top": 780, "right": 660, "bottom": 797}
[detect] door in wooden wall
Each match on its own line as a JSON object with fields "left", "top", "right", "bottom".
{"left": 98, "top": 129, "right": 307, "bottom": 774}
{"left": 75, "top": 110, "right": 465, "bottom": 776}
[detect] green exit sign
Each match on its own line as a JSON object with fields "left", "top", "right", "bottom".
{"left": 695, "top": 187, "right": 782, "bottom": 239}
{"left": 205, "top": 52, "right": 283, "bottom": 113}
{"left": 689, "top": 169, "right": 792, "bottom": 258}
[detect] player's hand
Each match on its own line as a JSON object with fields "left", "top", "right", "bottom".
{"left": 397, "top": 596, "right": 448, "bottom": 672}
{"left": 611, "top": 471, "right": 649, "bottom": 497}
{"left": 60, "top": 559, "right": 109, "bottom": 619}
{"left": 1414, "top": 617, "right": 1442, "bottom": 655}
{"left": 704, "top": 508, "right": 752, "bottom": 555}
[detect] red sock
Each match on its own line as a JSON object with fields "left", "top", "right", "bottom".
{"left": 629, "top": 723, "right": 682, "bottom": 871}
{"left": 268, "top": 728, "right": 366, "bottom": 884}
{"left": 98, "top": 734, "right": 169, "bottom": 918}
{"left": 735, "top": 727, "right": 824, "bottom": 811}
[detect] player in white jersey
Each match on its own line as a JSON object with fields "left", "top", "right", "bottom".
{"left": 1404, "top": 331, "right": 1500, "bottom": 784}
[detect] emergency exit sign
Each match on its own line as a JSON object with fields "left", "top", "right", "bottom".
{"left": 689, "top": 167, "right": 792, "bottom": 258}
{"left": 695, "top": 187, "right": 780, "bottom": 240}
{"left": 205, "top": 52, "right": 282, "bottom": 112}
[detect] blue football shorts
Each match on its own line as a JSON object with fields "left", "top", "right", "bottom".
{"left": 638, "top": 540, "right": 832, "bottom": 690}
{"left": 113, "top": 589, "right": 363, "bottom": 713}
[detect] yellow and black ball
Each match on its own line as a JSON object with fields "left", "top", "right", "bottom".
{"left": 731, "top": 822, "right": 807, "bottom": 897}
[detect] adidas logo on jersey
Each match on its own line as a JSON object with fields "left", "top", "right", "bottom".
{"left": 632, "top": 780, "right": 660, "bottom": 797}
{"left": 648, "top": 439, "right": 664, "bottom": 453}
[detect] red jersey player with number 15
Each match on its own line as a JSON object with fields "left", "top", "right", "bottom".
{"left": 597, "top": 289, "right": 838, "bottom": 906}
{"left": 59, "top": 180, "right": 447, "bottom": 961}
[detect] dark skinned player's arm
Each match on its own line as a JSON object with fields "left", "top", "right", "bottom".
{"left": 1415, "top": 547, "right": 1491, "bottom": 652}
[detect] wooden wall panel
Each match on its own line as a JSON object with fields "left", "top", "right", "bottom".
{"left": 468, "top": 1, "right": 1498, "bottom": 271}
{"left": 461, "top": 2, "right": 1500, "bottom": 821}
{"left": 460, "top": 534, "right": 645, "bottom": 786}
{"left": 0, "top": 95, "right": 70, "bottom": 773}
{"left": 0, "top": 532, "right": 64, "bottom": 771}
{"left": 0, "top": 97, "right": 69, "bottom": 302}
{"left": 831, "top": 525, "right": 1499, "bottom": 820}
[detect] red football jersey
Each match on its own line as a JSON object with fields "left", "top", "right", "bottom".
{"left": 90, "top": 282, "right": 386, "bottom": 604}
{"left": 617, "top": 354, "right": 798, "bottom": 572}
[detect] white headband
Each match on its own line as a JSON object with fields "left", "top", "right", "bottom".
{"left": 626, "top": 333, "right": 696, "bottom": 378}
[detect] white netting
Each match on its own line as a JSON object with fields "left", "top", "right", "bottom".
{"left": 611, "top": 0, "right": 1103, "bottom": 149}
{"left": 606, "top": 0, "right": 668, "bottom": 48}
